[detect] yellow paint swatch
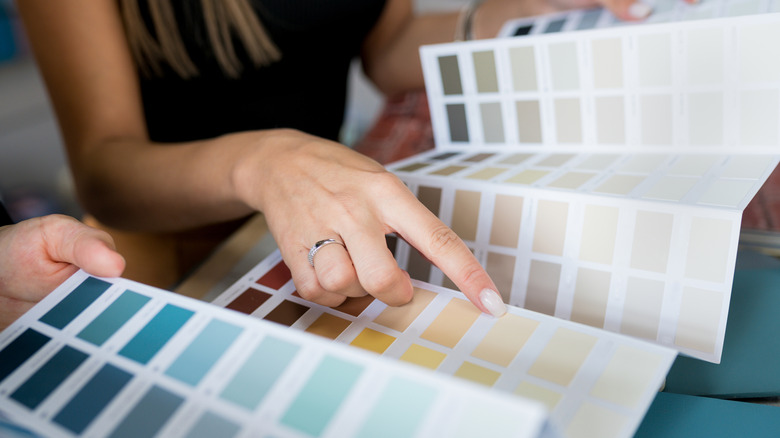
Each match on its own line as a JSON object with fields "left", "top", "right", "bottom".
{"left": 374, "top": 287, "right": 436, "bottom": 332}
{"left": 514, "top": 381, "right": 562, "bottom": 410}
{"left": 590, "top": 346, "right": 664, "bottom": 408}
{"left": 527, "top": 328, "right": 597, "bottom": 386}
{"left": 505, "top": 169, "right": 550, "bottom": 185}
{"left": 455, "top": 362, "right": 501, "bottom": 386}
{"left": 421, "top": 298, "right": 481, "bottom": 348}
{"left": 305, "top": 313, "right": 351, "bottom": 340}
{"left": 466, "top": 167, "right": 507, "bottom": 180}
{"left": 471, "top": 314, "right": 539, "bottom": 367}
{"left": 399, "top": 344, "right": 446, "bottom": 370}
{"left": 349, "top": 328, "right": 396, "bottom": 354}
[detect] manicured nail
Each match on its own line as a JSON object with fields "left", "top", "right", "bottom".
{"left": 479, "top": 289, "right": 507, "bottom": 317}
{"left": 628, "top": 2, "right": 652, "bottom": 19}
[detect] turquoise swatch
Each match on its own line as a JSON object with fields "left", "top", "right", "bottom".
{"left": 39, "top": 276, "right": 111, "bottom": 329}
{"left": 184, "top": 411, "right": 241, "bottom": 438}
{"left": 281, "top": 356, "right": 363, "bottom": 436}
{"left": 119, "top": 304, "right": 194, "bottom": 364}
{"left": 355, "top": 377, "right": 436, "bottom": 438}
{"left": 165, "top": 319, "right": 243, "bottom": 386}
{"left": 77, "top": 290, "right": 150, "bottom": 346}
{"left": 220, "top": 336, "right": 299, "bottom": 409}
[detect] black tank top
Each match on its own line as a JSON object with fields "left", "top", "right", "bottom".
{"left": 133, "top": 0, "right": 387, "bottom": 143}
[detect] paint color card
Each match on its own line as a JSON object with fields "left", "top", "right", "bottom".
{"left": 389, "top": 148, "right": 758, "bottom": 363}
{"left": 0, "top": 271, "right": 555, "bottom": 438}
{"left": 424, "top": 13, "right": 780, "bottom": 152}
{"left": 213, "top": 251, "right": 677, "bottom": 438}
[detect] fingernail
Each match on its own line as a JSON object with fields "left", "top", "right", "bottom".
{"left": 479, "top": 289, "right": 507, "bottom": 318}
{"left": 628, "top": 2, "right": 652, "bottom": 19}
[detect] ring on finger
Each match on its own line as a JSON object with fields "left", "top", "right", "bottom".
{"left": 308, "top": 238, "right": 347, "bottom": 267}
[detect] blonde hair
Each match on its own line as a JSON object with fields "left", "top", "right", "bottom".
{"left": 120, "top": 0, "right": 281, "bottom": 78}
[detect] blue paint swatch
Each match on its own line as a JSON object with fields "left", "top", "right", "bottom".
{"left": 355, "top": 377, "right": 437, "bottom": 438}
{"left": 119, "top": 304, "right": 194, "bottom": 364}
{"left": 53, "top": 363, "right": 133, "bottom": 434}
{"left": 108, "top": 385, "right": 183, "bottom": 438}
{"left": 10, "top": 345, "right": 87, "bottom": 409}
{"left": 0, "top": 329, "right": 50, "bottom": 384}
{"left": 77, "top": 290, "right": 151, "bottom": 346}
{"left": 220, "top": 336, "right": 300, "bottom": 410}
{"left": 184, "top": 411, "right": 241, "bottom": 438}
{"left": 39, "top": 277, "right": 111, "bottom": 329}
{"left": 164, "top": 319, "right": 243, "bottom": 386}
{"left": 281, "top": 355, "right": 363, "bottom": 436}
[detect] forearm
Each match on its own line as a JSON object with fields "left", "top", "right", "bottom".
{"left": 73, "top": 129, "right": 297, "bottom": 232}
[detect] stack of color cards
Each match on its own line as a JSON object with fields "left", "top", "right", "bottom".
{"left": 498, "top": 0, "right": 780, "bottom": 38}
{"left": 0, "top": 271, "right": 557, "bottom": 438}
{"left": 388, "top": 11, "right": 780, "bottom": 364}
{"left": 212, "top": 250, "right": 676, "bottom": 438}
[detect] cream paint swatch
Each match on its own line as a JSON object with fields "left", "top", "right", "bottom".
{"left": 451, "top": 190, "right": 481, "bottom": 241}
{"left": 533, "top": 200, "right": 568, "bottom": 255}
{"left": 630, "top": 211, "right": 673, "bottom": 273}
{"left": 490, "top": 194, "right": 523, "bottom": 247}
{"left": 471, "top": 314, "right": 540, "bottom": 367}
{"left": 675, "top": 286, "right": 723, "bottom": 353}
{"left": 579, "top": 205, "right": 618, "bottom": 264}
{"left": 514, "top": 382, "right": 562, "bottom": 411}
{"left": 589, "top": 346, "right": 665, "bottom": 408}
{"left": 527, "top": 328, "right": 598, "bottom": 386}
{"left": 621, "top": 277, "right": 664, "bottom": 340}
{"left": 571, "top": 268, "right": 611, "bottom": 328}
{"left": 566, "top": 403, "right": 627, "bottom": 438}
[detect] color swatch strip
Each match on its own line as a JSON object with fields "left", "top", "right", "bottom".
{"left": 422, "top": 12, "right": 780, "bottom": 152}
{"left": 0, "top": 271, "right": 552, "bottom": 438}
{"left": 211, "top": 251, "right": 677, "bottom": 438}
{"left": 386, "top": 148, "right": 771, "bottom": 363}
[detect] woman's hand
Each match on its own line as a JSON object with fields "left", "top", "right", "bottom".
{"left": 0, "top": 214, "right": 126, "bottom": 329}
{"left": 234, "top": 129, "right": 507, "bottom": 317}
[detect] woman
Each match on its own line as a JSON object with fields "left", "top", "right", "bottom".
{"left": 16, "top": 0, "right": 656, "bottom": 316}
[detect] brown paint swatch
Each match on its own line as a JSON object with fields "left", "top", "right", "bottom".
{"left": 333, "top": 295, "right": 375, "bottom": 317}
{"left": 257, "top": 261, "right": 292, "bottom": 290}
{"left": 305, "top": 313, "right": 351, "bottom": 340}
{"left": 263, "top": 300, "right": 309, "bottom": 326}
{"left": 226, "top": 288, "right": 272, "bottom": 315}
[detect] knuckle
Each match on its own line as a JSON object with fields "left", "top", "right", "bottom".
{"left": 318, "top": 264, "right": 355, "bottom": 292}
{"left": 427, "top": 225, "right": 462, "bottom": 257}
{"left": 362, "top": 268, "right": 399, "bottom": 295}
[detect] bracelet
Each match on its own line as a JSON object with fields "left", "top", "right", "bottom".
{"left": 454, "top": 1, "right": 483, "bottom": 41}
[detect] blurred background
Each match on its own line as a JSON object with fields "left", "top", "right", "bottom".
{"left": 0, "top": 0, "right": 467, "bottom": 222}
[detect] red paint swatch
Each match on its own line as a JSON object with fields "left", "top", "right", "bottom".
{"left": 256, "top": 261, "right": 292, "bottom": 290}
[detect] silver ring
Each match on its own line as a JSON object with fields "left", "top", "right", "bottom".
{"left": 308, "top": 239, "right": 346, "bottom": 267}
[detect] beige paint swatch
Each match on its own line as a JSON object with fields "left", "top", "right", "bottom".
{"left": 421, "top": 298, "right": 481, "bottom": 348}
{"left": 374, "top": 287, "right": 436, "bottom": 333}
{"left": 490, "top": 194, "right": 523, "bottom": 248}
{"left": 533, "top": 200, "right": 568, "bottom": 256}
{"left": 621, "top": 277, "right": 664, "bottom": 340}
{"left": 451, "top": 190, "right": 481, "bottom": 241}
{"left": 566, "top": 403, "right": 627, "bottom": 438}
{"left": 527, "top": 328, "right": 597, "bottom": 386}
{"left": 684, "top": 217, "right": 731, "bottom": 282}
{"left": 486, "top": 252, "right": 516, "bottom": 303}
{"left": 631, "top": 211, "right": 673, "bottom": 273}
{"left": 571, "top": 268, "right": 611, "bottom": 328}
{"left": 579, "top": 205, "right": 618, "bottom": 265}
{"left": 471, "top": 313, "right": 539, "bottom": 367}
{"left": 525, "top": 260, "right": 561, "bottom": 316}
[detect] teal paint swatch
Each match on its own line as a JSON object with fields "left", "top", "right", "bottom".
{"left": 77, "top": 290, "right": 150, "bottom": 346}
{"left": 10, "top": 345, "right": 87, "bottom": 409}
{"left": 0, "top": 329, "right": 50, "bottom": 384}
{"left": 119, "top": 304, "right": 194, "bottom": 364}
{"left": 108, "top": 385, "right": 183, "bottom": 438}
{"left": 39, "top": 276, "right": 111, "bottom": 329}
{"left": 281, "top": 355, "right": 363, "bottom": 436}
{"left": 184, "top": 411, "right": 241, "bottom": 438}
{"left": 165, "top": 319, "right": 243, "bottom": 386}
{"left": 220, "top": 336, "right": 299, "bottom": 410}
{"left": 53, "top": 363, "right": 133, "bottom": 434}
{"left": 355, "top": 377, "right": 437, "bottom": 438}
